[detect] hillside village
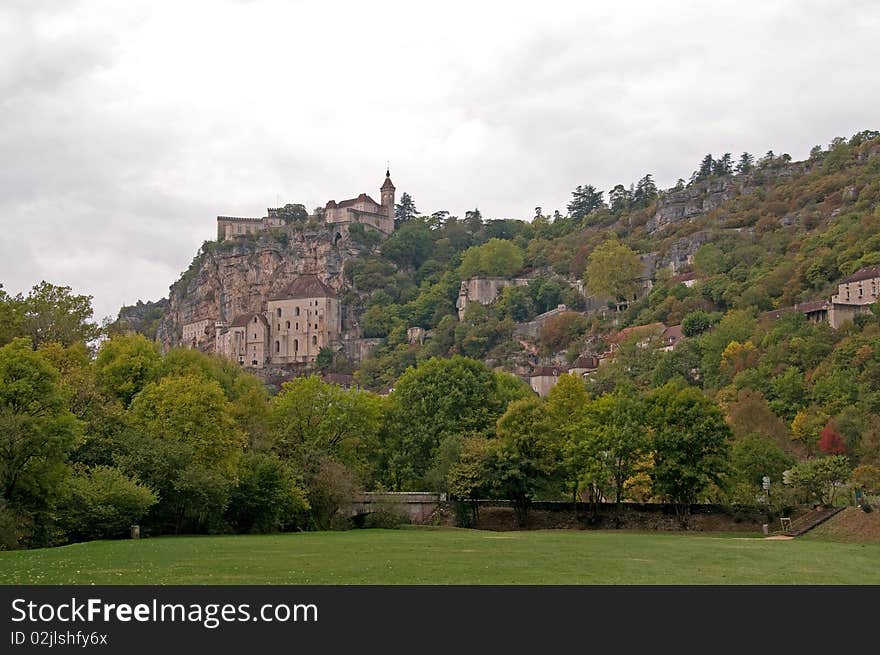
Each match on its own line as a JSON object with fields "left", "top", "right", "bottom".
{"left": 130, "top": 133, "right": 880, "bottom": 400}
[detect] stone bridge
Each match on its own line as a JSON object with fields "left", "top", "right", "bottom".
{"left": 348, "top": 492, "right": 445, "bottom": 524}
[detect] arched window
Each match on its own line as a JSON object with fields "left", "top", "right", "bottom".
{"left": 275, "top": 341, "right": 280, "bottom": 353}
{"left": 276, "top": 308, "right": 281, "bottom": 317}
{"left": 253, "top": 316, "right": 257, "bottom": 323}
{"left": 295, "top": 307, "right": 300, "bottom": 316}
{"left": 286, "top": 321, "right": 290, "bottom": 329}
{"left": 312, "top": 335, "right": 317, "bottom": 346}
{"left": 294, "top": 339, "right": 298, "bottom": 352}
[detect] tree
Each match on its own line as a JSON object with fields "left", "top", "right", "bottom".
{"left": 226, "top": 452, "right": 309, "bottom": 533}
{"left": 695, "top": 154, "right": 714, "bottom": 181}
{"left": 489, "top": 398, "right": 558, "bottom": 526}
{"left": 609, "top": 184, "right": 631, "bottom": 212}
{"left": 818, "top": 421, "right": 846, "bottom": 455}
{"left": 458, "top": 239, "right": 524, "bottom": 279}
{"left": 380, "top": 218, "right": 433, "bottom": 270}
{"left": 713, "top": 153, "right": 733, "bottom": 176}
{"left": 584, "top": 240, "right": 642, "bottom": 303}
{"left": 646, "top": 383, "right": 732, "bottom": 525}
{"left": 0, "top": 285, "right": 24, "bottom": 347}
{"left": 851, "top": 464, "right": 880, "bottom": 494}
{"left": 786, "top": 455, "right": 851, "bottom": 506}
{"left": 95, "top": 333, "right": 162, "bottom": 406}
{"left": 567, "top": 185, "right": 605, "bottom": 222}
{"left": 731, "top": 434, "right": 794, "bottom": 488}
{"left": 682, "top": 310, "right": 717, "bottom": 337}
{"left": 381, "top": 356, "right": 503, "bottom": 489}
{"left": 394, "top": 192, "right": 418, "bottom": 225}
{"left": 633, "top": 174, "right": 658, "bottom": 207}
{"left": 18, "top": 281, "right": 102, "bottom": 348}
{"left": 124, "top": 375, "right": 245, "bottom": 532}
{"left": 0, "top": 338, "right": 79, "bottom": 545}
{"left": 735, "top": 152, "right": 754, "bottom": 174}
{"left": 446, "top": 435, "right": 492, "bottom": 526}
{"left": 268, "top": 375, "right": 382, "bottom": 472}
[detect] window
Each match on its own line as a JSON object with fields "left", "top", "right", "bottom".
{"left": 294, "top": 339, "right": 298, "bottom": 352}
{"left": 275, "top": 341, "right": 280, "bottom": 353}
{"left": 277, "top": 324, "right": 280, "bottom": 331}
{"left": 253, "top": 317, "right": 257, "bottom": 323}
{"left": 312, "top": 335, "right": 317, "bottom": 346}
{"left": 314, "top": 323, "right": 318, "bottom": 329}
{"left": 295, "top": 307, "right": 300, "bottom": 316}
{"left": 253, "top": 333, "right": 256, "bottom": 339}
{"left": 286, "top": 321, "right": 291, "bottom": 329}
{"left": 252, "top": 360, "right": 257, "bottom": 366}
{"left": 296, "top": 323, "right": 299, "bottom": 330}
{"left": 276, "top": 308, "right": 282, "bottom": 317}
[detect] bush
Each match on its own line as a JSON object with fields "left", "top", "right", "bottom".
{"left": 58, "top": 466, "right": 157, "bottom": 541}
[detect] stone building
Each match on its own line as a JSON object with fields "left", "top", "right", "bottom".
{"left": 266, "top": 275, "right": 341, "bottom": 364}
{"left": 456, "top": 276, "right": 530, "bottom": 320}
{"left": 324, "top": 170, "right": 396, "bottom": 235}
{"left": 832, "top": 265, "right": 880, "bottom": 307}
{"left": 216, "top": 170, "right": 396, "bottom": 241}
{"left": 217, "top": 313, "right": 270, "bottom": 368}
{"left": 181, "top": 317, "right": 214, "bottom": 349}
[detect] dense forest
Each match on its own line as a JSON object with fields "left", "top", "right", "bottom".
{"left": 2, "top": 129, "right": 880, "bottom": 549}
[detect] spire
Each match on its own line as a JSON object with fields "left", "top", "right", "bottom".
{"left": 381, "top": 166, "right": 395, "bottom": 190}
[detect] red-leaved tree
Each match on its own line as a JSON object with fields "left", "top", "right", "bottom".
{"left": 818, "top": 421, "right": 846, "bottom": 455}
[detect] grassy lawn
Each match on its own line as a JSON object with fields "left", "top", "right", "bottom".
{"left": 1, "top": 527, "right": 878, "bottom": 585}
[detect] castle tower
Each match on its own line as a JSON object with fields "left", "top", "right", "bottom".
{"left": 380, "top": 168, "right": 395, "bottom": 230}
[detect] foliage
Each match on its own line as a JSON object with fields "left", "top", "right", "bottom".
{"left": 58, "top": 466, "right": 157, "bottom": 541}
{"left": 226, "top": 453, "right": 310, "bottom": 533}
{"left": 584, "top": 240, "right": 642, "bottom": 301}
{"left": 458, "top": 238, "right": 524, "bottom": 278}
{"left": 786, "top": 455, "right": 851, "bottom": 506}
{"left": 95, "top": 333, "right": 162, "bottom": 406}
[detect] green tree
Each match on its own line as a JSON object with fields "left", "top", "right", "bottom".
{"left": 394, "top": 192, "right": 419, "bottom": 225}
{"left": 458, "top": 238, "right": 525, "bottom": 279}
{"left": 735, "top": 152, "right": 754, "bottom": 174}
{"left": 786, "top": 455, "right": 851, "bottom": 506}
{"left": 633, "top": 174, "right": 658, "bottom": 207}
{"left": 489, "top": 398, "right": 558, "bottom": 526}
{"left": 381, "top": 218, "right": 434, "bottom": 270}
{"left": 226, "top": 453, "right": 310, "bottom": 533}
{"left": 0, "top": 338, "right": 79, "bottom": 545}
{"left": 567, "top": 185, "right": 605, "bottom": 222}
{"left": 19, "top": 281, "right": 102, "bottom": 348}
{"left": 95, "top": 333, "right": 162, "bottom": 406}
{"left": 584, "top": 240, "right": 642, "bottom": 303}
{"left": 381, "top": 356, "right": 502, "bottom": 489}
{"left": 268, "top": 375, "right": 382, "bottom": 473}
{"left": 682, "top": 310, "right": 718, "bottom": 337}
{"left": 646, "top": 383, "right": 732, "bottom": 525}
{"left": 731, "top": 434, "right": 794, "bottom": 488}
{"left": 124, "top": 375, "right": 245, "bottom": 532}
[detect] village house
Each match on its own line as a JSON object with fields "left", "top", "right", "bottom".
{"left": 216, "top": 313, "right": 270, "bottom": 368}
{"left": 266, "top": 275, "right": 341, "bottom": 365}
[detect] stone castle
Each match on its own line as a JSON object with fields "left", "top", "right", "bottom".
{"left": 216, "top": 170, "right": 395, "bottom": 241}
{"left": 183, "top": 171, "right": 394, "bottom": 367}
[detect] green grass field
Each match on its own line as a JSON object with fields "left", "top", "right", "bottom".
{"left": 1, "top": 527, "right": 878, "bottom": 585}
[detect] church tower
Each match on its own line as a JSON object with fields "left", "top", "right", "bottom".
{"left": 380, "top": 168, "right": 396, "bottom": 232}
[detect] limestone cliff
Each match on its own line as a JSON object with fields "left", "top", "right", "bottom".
{"left": 156, "top": 225, "right": 367, "bottom": 351}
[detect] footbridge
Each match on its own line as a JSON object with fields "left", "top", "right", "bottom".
{"left": 349, "top": 492, "right": 445, "bottom": 524}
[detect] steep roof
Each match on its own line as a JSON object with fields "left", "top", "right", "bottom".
{"left": 570, "top": 355, "right": 600, "bottom": 370}
{"left": 381, "top": 170, "right": 395, "bottom": 190}
{"left": 840, "top": 265, "right": 880, "bottom": 284}
{"left": 229, "top": 313, "right": 268, "bottom": 328}
{"left": 337, "top": 193, "right": 379, "bottom": 209}
{"left": 270, "top": 275, "right": 337, "bottom": 301}
{"left": 610, "top": 322, "right": 665, "bottom": 343}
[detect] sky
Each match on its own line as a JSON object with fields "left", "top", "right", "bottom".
{"left": 1, "top": 0, "right": 879, "bottom": 322}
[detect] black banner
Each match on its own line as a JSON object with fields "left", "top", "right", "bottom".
{"left": 0, "top": 586, "right": 872, "bottom": 652}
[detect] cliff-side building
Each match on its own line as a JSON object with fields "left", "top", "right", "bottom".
{"left": 217, "top": 313, "right": 270, "bottom": 368}
{"left": 324, "top": 170, "right": 396, "bottom": 235}
{"left": 216, "top": 170, "right": 396, "bottom": 241}
{"left": 266, "top": 274, "right": 341, "bottom": 365}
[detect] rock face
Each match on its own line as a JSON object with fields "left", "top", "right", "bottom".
{"left": 116, "top": 298, "right": 169, "bottom": 340}
{"left": 157, "top": 225, "right": 366, "bottom": 352}
{"left": 647, "top": 178, "right": 738, "bottom": 233}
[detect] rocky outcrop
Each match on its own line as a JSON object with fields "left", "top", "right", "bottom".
{"left": 116, "top": 298, "right": 169, "bottom": 340}
{"left": 157, "top": 225, "right": 367, "bottom": 351}
{"left": 647, "top": 178, "right": 739, "bottom": 233}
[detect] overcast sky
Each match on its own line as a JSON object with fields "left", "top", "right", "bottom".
{"left": 2, "top": 0, "right": 878, "bottom": 322}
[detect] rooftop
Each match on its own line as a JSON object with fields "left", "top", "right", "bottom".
{"left": 270, "top": 274, "right": 337, "bottom": 301}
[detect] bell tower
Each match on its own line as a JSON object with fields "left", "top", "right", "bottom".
{"left": 380, "top": 167, "right": 395, "bottom": 232}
